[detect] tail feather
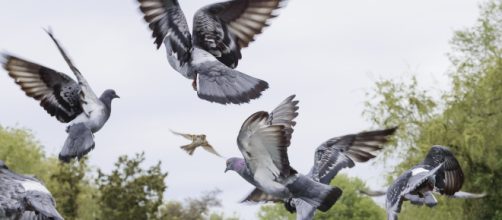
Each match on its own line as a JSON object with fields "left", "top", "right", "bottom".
{"left": 180, "top": 145, "right": 195, "bottom": 155}
{"left": 317, "top": 186, "right": 342, "bottom": 212}
{"left": 59, "top": 123, "right": 95, "bottom": 163}
{"left": 197, "top": 66, "right": 268, "bottom": 105}
{"left": 287, "top": 175, "right": 343, "bottom": 211}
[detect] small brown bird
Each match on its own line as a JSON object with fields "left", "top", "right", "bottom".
{"left": 170, "top": 130, "right": 221, "bottom": 157}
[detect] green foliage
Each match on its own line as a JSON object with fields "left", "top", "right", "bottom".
{"left": 0, "top": 126, "right": 51, "bottom": 177}
{"left": 157, "top": 189, "right": 238, "bottom": 220}
{"left": 363, "top": 0, "right": 502, "bottom": 219}
{"left": 96, "top": 152, "right": 167, "bottom": 220}
{"left": 257, "top": 174, "right": 385, "bottom": 220}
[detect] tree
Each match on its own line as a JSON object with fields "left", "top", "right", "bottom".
{"left": 257, "top": 174, "right": 385, "bottom": 220}
{"left": 156, "top": 189, "right": 239, "bottom": 220}
{"left": 96, "top": 152, "right": 168, "bottom": 220}
{"left": 363, "top": 0, "right": 502, "bottom": 219}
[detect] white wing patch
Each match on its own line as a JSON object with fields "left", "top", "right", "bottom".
{"left": 18, "top": 180, "right": 50, "bottom": 194}
{"left": 411, "top": 167, "right": 429, "bottom": 176}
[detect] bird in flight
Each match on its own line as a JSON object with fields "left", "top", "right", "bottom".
{"left": 170, "top": 130, "right": 222, "bottom": 157}
{"left": 2, "top": 29, "right": 119, "bottom": 162}
{"left": 225, "top": 95, "right": 343, "bottom": 214}
{"left": 382, "top": 146, "right": 484, "bottom": 220}
{"left": 136, "top": 0, "right": 287, "bottom": 104}
{"left": 282, "top": 127, "right": 398, "bottom": 220}
{"left": 0, "top": 160, "right": 63, "bottom": 220}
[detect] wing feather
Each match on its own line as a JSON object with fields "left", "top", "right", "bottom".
{"left": 236, "top": 95, "right": 298, "bottom": 179}
{"left": 310, "top": 127, "right": 397, "bottom": 184}
{"left": 137, "top": 0, "right": 192, "bottom": 69}
{"left": 2, "top": 54, "right": 82, "bottom": 122}
{"left": 194, "top": 0, "right": 287, "bottom": 67}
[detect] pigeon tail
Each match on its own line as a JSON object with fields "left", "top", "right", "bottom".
{"left": 181, "top": 145, "right": 196, "bottom": 155}
{"left": 196, "top": 66, "right": 268, "bottom": 105}
{"left": 287, "top": 175, "right": 342, "bottom": 211}
{"left": 317, "top": 186, "right": 343, "bottom": 212}
{"left": 59, "top": 123, "right": 95, "bottom": 163}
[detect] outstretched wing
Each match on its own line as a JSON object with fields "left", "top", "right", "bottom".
{"left": 422, "top": 146, "right": 464, "bottom": 195}
{"left": 309, "top": 127, "right": 397, "bottom": 184}
{"left": 137, "top": 0, "right": 192, "bottom": 70}
{"left": 169, "top": 129, "right": 195, "bottom": 141}
{"left": 386, "top": 164, "right": 443, "bottom": 219}
{"left": 240, "top": 187, "right": 283, "bottom": 203}
{"left": 45, "top": 30, "right": 100, "bottom": 117}
{"left": 194, "top": 0, "right": 287, "bottom": 67}
{"left": 2, "top": 54, "right": 82, "bottom": 122}
{"left": 236, "top": 95, "right": 298, "bottom": 179}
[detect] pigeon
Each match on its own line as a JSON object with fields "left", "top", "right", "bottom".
{"left": 170, "top": 130, "right": 221, "bottom": 157}
{"left": 0, "top": 160, "right": 64, "bottom": 220}
{"left": 136, "top": 0, "right": 287, "bottom": 104}
{"left": 281, "top": 127, "right": 398, "bottom": 220}
{"left": 1, "top": 30, "right": 119, "bottom": 163}
{"left": 385, "top": 145, "right": 473, "bottom": 220}
{"left": 225, "top": 95, "right": 343, "bottom": 214}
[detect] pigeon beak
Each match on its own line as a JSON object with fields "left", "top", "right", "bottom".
{"left": 224, "top": 167, "right": 229, "bottom": 173}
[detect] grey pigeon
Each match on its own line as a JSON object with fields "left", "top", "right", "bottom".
{"left": 385, "top": 146, "right": 471, "bottom": 220}
{"left": 281, "top": 127, "right": 398, "bottom": 220}
{"left": 225, "top": 95, "right": 343, "bottom": 213}
{"left": 170, "top": 130, "right": 221, "bottom": 157}
{"left": 136, "top": 0, "right": 287, "bottom": 104}
{"left": 0, "top": 160, "right": 63, "bottom": 220}
{"left": 1, "top": 30, "right": 119, "bottom": 163}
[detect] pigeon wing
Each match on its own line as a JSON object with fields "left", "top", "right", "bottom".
{"left": 2, "top": 55, "right": 83, "bottom": 123}
{"left": 386, "top": 164, "right": 442, "bottom": 219}
{"left": 442, "top": 191, "right": 486, "bottom": 199}
{"left": 45, "top": 30, "right": 100, "bottom": 117}
{"left": 25, "top": 191, "right": 63, "bottom": 220}
{"left": 236, "top": 95, "right": 298, "bottom": 179}
{"left": 137, "top": 0, "right": 192, "bottom": 71}
{"left": 310, "top": 127, "right": 397, "bottom": 184}
{"left": 194, "top": 0, "right": 287, "bottom": 67}
{"left": 240, "top": 187, "right": 284, "bottom": 203}
{"left": 436, "top": 148, "right": 464, "bottom": 195}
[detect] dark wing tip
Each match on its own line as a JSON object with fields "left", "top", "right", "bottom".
{"left": 318, "top": 186, "right": 343, "bottom": 212}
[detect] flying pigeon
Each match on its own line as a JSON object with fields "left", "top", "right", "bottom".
{"left": 385, "top": 145, "right": 472, "bottom": 220}
{"left": 136, "top": 0, "right": 288, "bottom": 104}
{"left": 170, "top": 130, "right": 221, "bottom": 157}
{"left": 1, "top": 30, "right": 119, "bottom": 163}
{"left": 359, "top": 187, "right": 486, "bottom": 199}
{"left": 0, "top": 160, "right": 63, "bottom": 220}
{"left": 226, "top": 95, "right": 357, "bottom": 214}
{"left": 281, "top": 127, "right": 398, "bottom": 220}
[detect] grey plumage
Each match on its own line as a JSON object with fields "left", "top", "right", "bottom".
{"left": 383, "top": 145, "right": 476, "bottom": 220}
{"left": 285, "top": 127, "right": 397, "bottom": 220}
{"left": 226, "top": 95, "right": 343, "bottom": 213}
{"left": 0, "top": 160, "right": 63, "bottom": 220}
{"left": 2, "top": 30, "right": 119, "bottom": 163}
{"left": 137, "top": 0, "right": 287, "bottom": 104}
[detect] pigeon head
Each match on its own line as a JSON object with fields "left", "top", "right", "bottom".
{"left": 100, "top": 89, "right": 120, "bottom": 106}
{"left": 225, "top": 157, "right": 246, "bottom": 173}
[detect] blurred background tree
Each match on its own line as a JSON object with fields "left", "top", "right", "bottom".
{"left": 0, "top": 128, "right": 239, "bottom": 220}
{"left": 364, "top": 0, "right": 502, "bottom": 219}
{"left": 95, "top": 152, "right": 167, "bottom": 220}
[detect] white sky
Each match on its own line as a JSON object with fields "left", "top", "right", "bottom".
{"left": 0, "top": 0, "right": 480, "bottom": 219}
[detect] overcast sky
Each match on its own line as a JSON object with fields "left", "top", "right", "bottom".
{"left": 0, "top": 0, "right": 480, "bottom": 219}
